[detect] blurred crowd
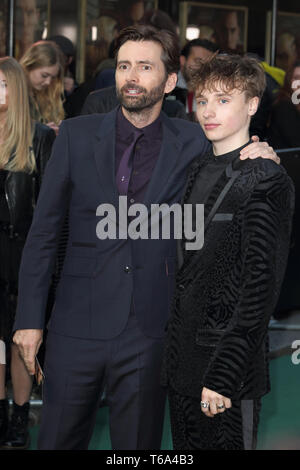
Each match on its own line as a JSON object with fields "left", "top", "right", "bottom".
{"left": 0, "top": 1, "right": 300, "bottom": 450}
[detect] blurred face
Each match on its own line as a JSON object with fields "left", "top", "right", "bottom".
{"left": 17, "top": 0, "right": 39, "bottom": 45}
{"left": 0, "top": 69, "right": 8, "bottom": 112}
{"left": 224, "top": 12, "right": 240, "bottom": 50}
{"left": 130, "top": 2, "right": 144, "bottom": 22}
{"left": 196, "top": 83, "right": 258, "bottom": 153}
{"left": 181, "top": 46, "right": 214, "bottom": 83}
{"left": 115, "top": 40, "right": 176, "bottom": 113}
{"left": 28, "top": 64, "right": 60, "bottom": 91}
{"left": 291, "top": 66, "right": 300, "bottom": 91}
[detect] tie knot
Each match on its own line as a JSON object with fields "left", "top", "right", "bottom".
{"left": 132, "top": 129, "right": 143, "bottom": 142}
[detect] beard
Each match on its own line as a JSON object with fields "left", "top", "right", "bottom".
{"left": 116, "top": 79, "right": 167, "bottom": 113}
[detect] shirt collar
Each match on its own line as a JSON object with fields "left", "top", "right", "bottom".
{"left": 116, "top": 106, "right": 162, "bottom": 142}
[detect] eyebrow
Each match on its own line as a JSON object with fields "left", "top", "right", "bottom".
{"left": 196, "top": 92, "right": 233, "bottom": 99}
{"left": 117, "top": 60, "right": 155, "bottom": 66}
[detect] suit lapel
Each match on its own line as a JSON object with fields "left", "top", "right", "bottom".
{"left": 143, "top": 112, "right": 183, "bottom": 208}
{"left": 93, "top": 108, "right": 119, "bottom": 208}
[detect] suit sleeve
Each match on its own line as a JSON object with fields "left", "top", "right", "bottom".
{"left": 14, "top": 121, "right": 71, "bottom": 331}
{"left": 202, "top": 169, "right": 295, "bottom": 397}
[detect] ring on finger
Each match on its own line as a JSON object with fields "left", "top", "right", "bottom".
{"left": 200, "top": 401, "right": 210, "bottom": 409}
{"left": 217, "top": 403, "right": 225, "bottom": 410}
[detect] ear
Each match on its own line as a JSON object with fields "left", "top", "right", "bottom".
{"left": 164, "top": 73, "right": 178, "bottom": 94}
{"left": 248, "top": 96, "right": 259, "bottom": 116}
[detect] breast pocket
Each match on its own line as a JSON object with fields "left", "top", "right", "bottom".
{"left": 212, "top": 213, "right": 233, "bottom": 222}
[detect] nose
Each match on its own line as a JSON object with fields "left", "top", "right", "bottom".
{"left": 44, "top": 77, "right": 52, "bottom": 87}
{"left": 202, "top": 103, "right": 216, "bottom": 119}
{"left": 126, "top": 66, "right": 139, "bottom": 82}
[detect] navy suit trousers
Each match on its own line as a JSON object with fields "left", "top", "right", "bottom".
{"left": 38, "top": 309, "right": 167, "bottom": 450}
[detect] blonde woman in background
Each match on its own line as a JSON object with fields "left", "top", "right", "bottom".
{"left": 0, "top": 57, "right": 55, "bottom": 450}
{"left": 20, "top": 41, "right": 65, "bottom": 135}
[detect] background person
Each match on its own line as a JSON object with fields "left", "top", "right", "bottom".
{"left": 0, "top": 57, "right": 55, "bottom": 450}
{"left": 20, "top": 40, "right": 65, "bottom": 135}
{"left": 174, "top": 38, "right": 219, "bottom": 121}
{"left": 15, "top": 0, "right": 40, "bottom": 59}
{"left": 268, "top": 60, "right": 300, "bottom": 149}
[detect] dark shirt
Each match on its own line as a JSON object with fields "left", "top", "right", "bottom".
{"left": 188, "top": 143, "right": 248, "bottom": 206}
{"left": 115, "top": 107, "right": 163, "bottom": 204}
{"left": 184, "top": 142, "right": 249, "bottom": 263}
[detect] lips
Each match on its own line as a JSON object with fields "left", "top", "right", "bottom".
{"left": 124, "top": 89, "right": 142, "bottom": 96}
{"left": 121, "top": 84, "right": 145, "bottom": 96}
{"left": 204, "top": 124, "right": 220, "bottom": 130}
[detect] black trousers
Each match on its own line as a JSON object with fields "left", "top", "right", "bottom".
{"left": 168, "top": 388, "right": 261, "bottom": 450}
{"left": 38, "top": 311, "right": 167, "bottom": 450}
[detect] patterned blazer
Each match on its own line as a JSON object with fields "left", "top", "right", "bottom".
{"left": 162, "top": 152, "right": 295, "bottom": 400}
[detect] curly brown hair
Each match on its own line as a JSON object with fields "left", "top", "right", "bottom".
{"left": 191, "top": 53, "right": 266, "bottom": 102}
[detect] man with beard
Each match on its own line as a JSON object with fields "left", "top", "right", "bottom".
{"left": 12, "top": 25, "right": 278, "bottom": 450}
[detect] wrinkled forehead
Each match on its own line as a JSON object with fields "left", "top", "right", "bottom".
{"left": 117, "top": 40, "right": 163, "bottom": 63}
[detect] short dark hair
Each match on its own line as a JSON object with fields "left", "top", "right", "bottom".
{"left": 191, "top": 54, "right": 266, "bottom": 101}
{"left": 114, "top": 24, "right": 180, "bottom": 75}
{"left": 181, "top": 39, "right": 219, "bottom": 58}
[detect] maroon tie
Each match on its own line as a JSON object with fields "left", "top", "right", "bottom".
{"left": 116, "top": 129, "right": 143, "bottom": 195}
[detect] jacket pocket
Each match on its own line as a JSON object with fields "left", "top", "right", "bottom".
{"left": 212, "top": 213, "right": 233, "bottom": 222}
{"left": 62, "top": 256, "right": 96, "bottom": 277}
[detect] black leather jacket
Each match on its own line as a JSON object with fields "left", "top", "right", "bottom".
{"left": 3, "top": 122, "right": 56, "bottom": 239}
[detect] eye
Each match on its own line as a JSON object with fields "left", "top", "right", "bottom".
{"left": 141, "top": 65, "right": 152, "bottom": 71}
{"left": 220, "top": 99, "right": 229, "bottom": 104}
{"left": 197, "top": 100, "right": 206, "bottom": 106}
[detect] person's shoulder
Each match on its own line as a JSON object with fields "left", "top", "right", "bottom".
{"left": 88, "top": 86, "right": 116, "bottom": 100}
{"left": 62, "top": 113, "right": 109, "bottom": 131}
{"left": 33, "top": 121, "right": 55, "bottom": 139}
{"left": 241, "top": 157, "right": 291, "bottom": 186}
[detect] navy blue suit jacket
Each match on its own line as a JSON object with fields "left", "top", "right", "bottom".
{"left": 14, "top": 108, "right": 210, "bottom": 339}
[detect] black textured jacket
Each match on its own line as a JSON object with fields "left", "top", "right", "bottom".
{"left": 162, "top": 152, "right": 295, "bottom": 400}
{"left": 4, "top": 122, "right": 55, "bottom": 239}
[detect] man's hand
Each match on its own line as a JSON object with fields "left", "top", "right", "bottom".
{"left": 240, "top": 136, "right": 280, "bottom": 164}
{"left": 201, "top": 387, "right": 232, "bottom": 418}
{"left": 13, "top": 329, "right": 43, "bottom": 375}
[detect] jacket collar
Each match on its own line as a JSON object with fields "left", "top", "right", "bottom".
{"left": 93, "top": 107, "right": 184, "bottom": 211}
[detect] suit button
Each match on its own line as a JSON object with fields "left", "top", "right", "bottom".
{"left": 178, "top": 284, "right": 185, "bottom": 291}
{"left": 124, "top": 266, "right": 132, "bottom": 273}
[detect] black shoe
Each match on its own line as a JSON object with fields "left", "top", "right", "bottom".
{"left": 0, "top": 399, "right": 9, "bottom": 445}
{"left": 1, "top": 401, "right": 30, "bottom": 450}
